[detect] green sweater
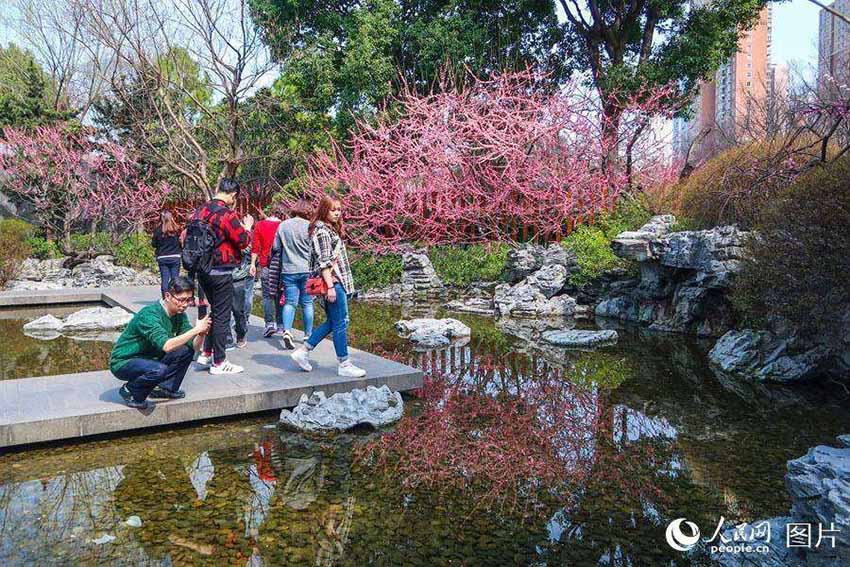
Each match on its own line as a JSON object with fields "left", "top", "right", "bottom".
{"left": 110, "top": 302, "right": 193, "bottom": 373}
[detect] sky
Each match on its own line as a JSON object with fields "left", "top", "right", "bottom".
{"left": 771, "top": 0, "right": 822, "bottom": 78}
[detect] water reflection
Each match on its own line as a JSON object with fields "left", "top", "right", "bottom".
{"left": 0, "top": 302, "right": 848, "bottom": 565}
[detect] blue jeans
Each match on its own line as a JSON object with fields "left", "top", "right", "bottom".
{"left": 112, "top": 345, "right": 194, "bottom": 402}
{"left": 157, "top": 258, "right": 181, "bottom": 297}
{"left": 306, "top": 282, "right": 349, "bottom": 360}
{"left": 260, "top": 267, "right": 282, "bottom": 326}
{"left": 282, "top": 272, "right": 314, "bottom": 336}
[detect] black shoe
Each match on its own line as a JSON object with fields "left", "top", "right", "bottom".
{"left": 149, "top": 386, "right": 186, "bottom": 399}
{"left": 119, "top": 385, "right": 149, "bottom": 409}
{"left": 263, "top": 324, "right": 276, "bottom": 338}
{"left": 281, "top": 331, "right": 295, "bottom": 350}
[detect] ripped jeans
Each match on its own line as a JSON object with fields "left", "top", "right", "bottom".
{"left": 304, "top": 282, "right": 349, "bottom": 361}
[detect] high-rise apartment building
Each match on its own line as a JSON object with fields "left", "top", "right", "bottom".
{"left": 673, "top": 6, "right": 773, "bottom": 161}
{"left": 818, "top": 0, "right": 850, "bottom": 90}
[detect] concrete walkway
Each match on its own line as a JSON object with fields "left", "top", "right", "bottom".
{"left": 0, "top": 286, "right": 422, "bottom": 448}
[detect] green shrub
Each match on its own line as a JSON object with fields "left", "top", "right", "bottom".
{"left": 70, "top": 232, "right": 115, "bottom": 255}
{"left": 676, "top": 142, "right": 794, "bottom": 230}
{"left": 350, "top": 252, "right": 403, "bottom": 290}
{"left": 430, "top": 243, "right": 509, "bottom": 287}
{"left": 563, "top": 225, "right": 623, "bottom": 287}
{"left": 115, "top": 232, "right": 156, "bottom": 270}
{"left": 732, "top": 156, "right": 850, "bottom": 339}
{"left": 0, "top": 219, "right": 34, "bottom": 286}
{"left": 562, "top": 197, "right": 651, "bottom": 286}
{"left": 25, "top": 235, "right": 63, "bottom": 259}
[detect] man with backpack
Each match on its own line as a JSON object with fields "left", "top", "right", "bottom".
{"left": 182, "top": 178, "right": 254, "bottom": 374}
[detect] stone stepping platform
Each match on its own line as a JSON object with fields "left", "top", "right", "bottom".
{"left": 0, "top": 286, "right": 422, "bottom": 448}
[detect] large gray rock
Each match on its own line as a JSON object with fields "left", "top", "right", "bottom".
{"left": 400, "top": 251, "right": 444, "bottom": 296}
{"left": 709, "top": 330, "right": 830, "bottom": 384}
{"left": 597, "top": 217, "right": 747, "bottom": 337}
{"left": 22, "top": 314, "right": 64, "bottom": 333}
{"left": 23, "top": 307, "right": 132, "bottom": 340}
{"left": 610, "top": 215, "right": 676, "bottom": 261}
{"left": 658, "top": 226, "right": 748, "bottom": 289}
{"left": 279, "top": 386, "right": 404, "bottom": 432}
{"left": 542, "top": 329, "right": 618, "bottom": 348}
{"left": 786, "top": 445, "right": 850, "bottom": 548}
{"left": 494, "top": 281, "right": 576, "bottom": 318}
{"left": 61, "top": 306, "right": 133, "bottom": 333}
{"left": 395, "top": 317, "right": 471, "bottom": 348}
{"left": 505, "top": 243, "right": 576, "bottom": 283}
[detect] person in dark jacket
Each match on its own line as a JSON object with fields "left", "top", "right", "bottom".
{"left": 191, "top": 178, "right": 254, "bottom": 375}
{"left": 152, "top": 211, "right": 182, "bottom": 298}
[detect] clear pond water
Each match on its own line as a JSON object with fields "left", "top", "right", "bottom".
{"left": 0, "top": 303, "right": 113, "bottom": 380}
{"left": 0, "top": 301, "right": 848, "bottom": 565}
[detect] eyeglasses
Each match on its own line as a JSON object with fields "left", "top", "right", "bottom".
{"left": 168, "top": 295, "right": 195, "bottom": 305}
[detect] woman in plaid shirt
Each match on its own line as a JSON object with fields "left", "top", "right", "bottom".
{"left": 290, "top": 195, "right": 366, "bottom": 378}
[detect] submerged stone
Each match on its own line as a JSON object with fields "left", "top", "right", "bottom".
{"left": 90, "top": 534, "right": 116, "bottom": 545}
{"left": 541, "top": 329, "right": 619, "bottom": 348}
{"left": 124, "top": 515, "right": 142, "bottom": 528}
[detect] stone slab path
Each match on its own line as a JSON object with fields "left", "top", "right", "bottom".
{"left": 0, "top": 286, "right": 422, "bottom": 448}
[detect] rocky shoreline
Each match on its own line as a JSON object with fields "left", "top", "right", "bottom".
{"left": 5, "top": 255, "right": 159, "bottom": 290}
{"left": 358, "top": 216, "right": 848, "bottom": 385}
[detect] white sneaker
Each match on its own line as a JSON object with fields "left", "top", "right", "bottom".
{"left": 210, "top": 360, "right": 244, "bottom": 375}
{"left": 290, "top": 348, "right": 312, "bottom": 372}
{"left": 196, "top": 354, "right": 212, "bottom": 368}
{"left": 338, "top": 360, "right": 366, "bottom": 378}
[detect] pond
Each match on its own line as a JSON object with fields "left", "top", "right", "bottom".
{"left": 0, "top": 301, "right": 848, "bottom": 565}
{"left": 0, "top": 303, "right": 113, "bottom": 380}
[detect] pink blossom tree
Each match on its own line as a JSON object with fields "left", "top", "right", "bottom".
{"left": 300, "top": 69, "right": 678, "bottom": 251}
{"left": 0, "top": 125, "right": 171, "bottom": 248}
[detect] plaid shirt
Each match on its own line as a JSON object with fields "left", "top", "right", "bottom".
{"left": 192, "top": 199, "right": 251, "bottom": 269}
{"left": 310, "top": 221, "right": 354, "bottom": 295}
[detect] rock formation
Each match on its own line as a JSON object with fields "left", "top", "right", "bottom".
{"left": 6, "top": 255, "right": 158, "bottom": 290}
{"left": 708, "top": 329, "right": 831, "bottom": 384}
{"left": 279, "top": 386, "right": 404, "bottom": 432}
{"left": 542, "top": 329, "right": 619, "bottom": 349}
{"left": 491, "top": 244, "right": 581, "bottom": 318}
{"left": 712, "top": 436, "right": 850, "bottom": 566}
{"left": 395, "top": 317, "right": 471, "bottom": 348}
{"left": 400, "top": 251, "right": 444, "bottom": 297}
{"left": 23, "top": 306, "right": 132, "bottom": 340}
{"left": 596, "top": 216, "right": 748, "bottom": 337}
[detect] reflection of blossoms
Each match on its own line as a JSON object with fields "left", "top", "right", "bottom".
{"left": 357, "top": 370, "right": 601, "bottom": 514}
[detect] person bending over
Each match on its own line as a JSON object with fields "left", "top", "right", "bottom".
{"left": 110, "top": 276, "right": 211, "bottom": 409}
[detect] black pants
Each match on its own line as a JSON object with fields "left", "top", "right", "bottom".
{"left": 198, "top": 272, "right": 234, "bottom": 364}
{"left": 113, "top": 345, "right": 194, "bottom": 402}
{"left": 232, "top": 277, "right": 251, "bottom": 341}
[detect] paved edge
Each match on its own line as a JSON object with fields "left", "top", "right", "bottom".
{"left": 0, "top": 287, "right": 423, "bottom": 448}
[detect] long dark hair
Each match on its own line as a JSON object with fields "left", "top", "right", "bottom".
{"left": 161, "top": 211, "right": 180, "bottom": 236}
{"left": 309, "top": 195, "right": 344, "bottom": 238}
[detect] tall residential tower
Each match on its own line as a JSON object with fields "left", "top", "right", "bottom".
{"left": 673, "top": 6, "right": 773, "bottom": 161}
